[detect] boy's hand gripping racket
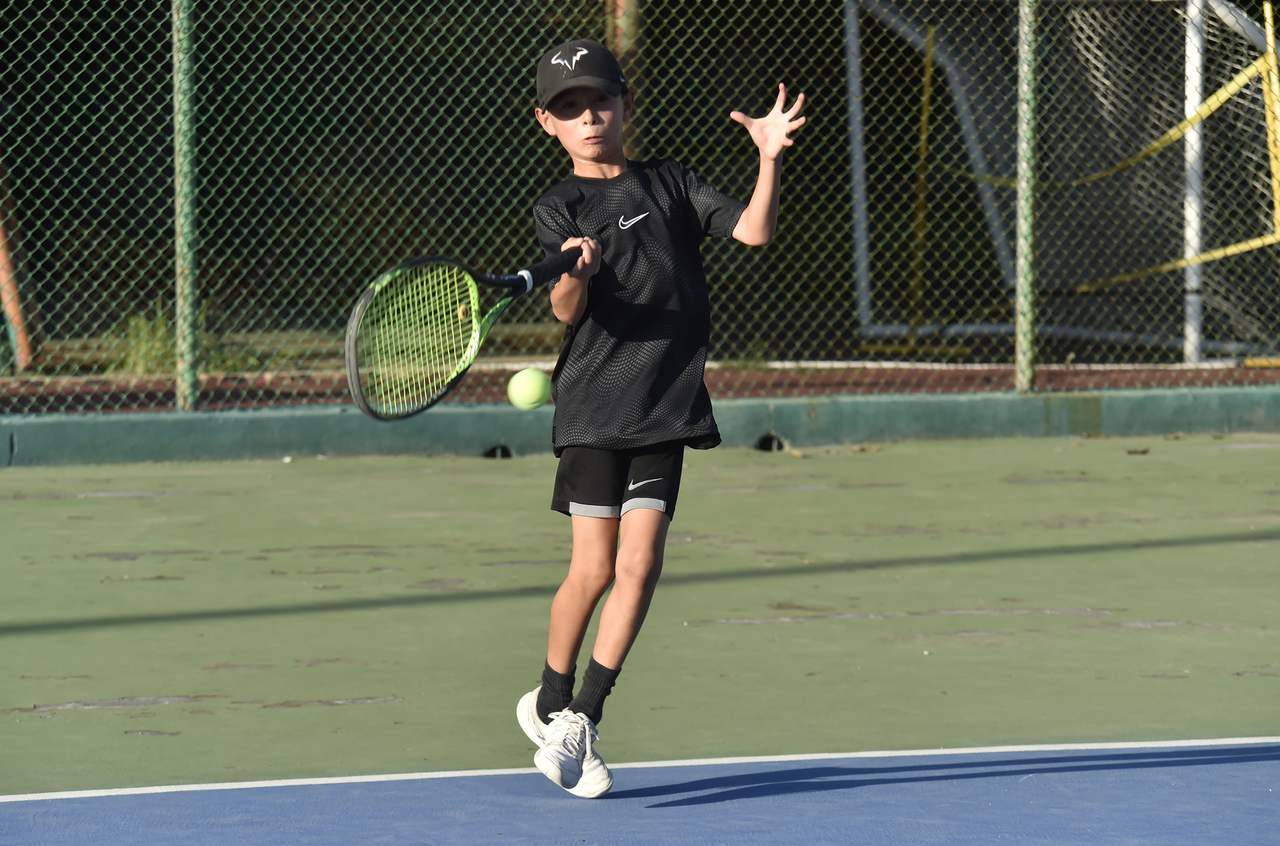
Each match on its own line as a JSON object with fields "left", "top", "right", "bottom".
{"left": 344, "top": 247, "right": 581, "bottom": 420}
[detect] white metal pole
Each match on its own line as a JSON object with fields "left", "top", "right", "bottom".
{"left": 1185, "top": 0, "right": 1206, "bottom": 364}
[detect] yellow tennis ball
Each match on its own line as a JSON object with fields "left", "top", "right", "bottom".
{"left": 507, "top": 368, "right": 551, "bottom": 410}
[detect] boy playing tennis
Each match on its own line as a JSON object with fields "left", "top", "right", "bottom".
{"left": 516, "top": 38, "right": 805, "bottom": 798}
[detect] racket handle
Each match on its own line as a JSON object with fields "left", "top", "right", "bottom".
{"left": 521, "top": 247, "right": 584, "bottom": 290}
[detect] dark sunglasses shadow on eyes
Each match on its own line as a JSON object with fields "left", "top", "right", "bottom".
{"left": 544, "top": 93, "right": 623, "bottom": 120}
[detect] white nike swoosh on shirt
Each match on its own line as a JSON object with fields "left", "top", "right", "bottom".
{"left": 627, "top": 477, "right": 662, "bottom": 491}
{"left": 618, "top": 213, "right": 650, "bottom": 229}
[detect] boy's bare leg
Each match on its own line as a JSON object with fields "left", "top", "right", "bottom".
{"left": 545, "top": 508, "right": 671, "bottom": 673}
{"left": 590, "top": 507, "right": 671, "bottom": 669}
{"left": 546, "top": 515, "right": 620, "bottom": 674}
{"left": 534, "top": 517, "right": 634, "bottom": 800}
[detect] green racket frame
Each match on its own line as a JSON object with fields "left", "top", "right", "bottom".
{"left": 344, "top": 248, "right": 581, "bottom": 421}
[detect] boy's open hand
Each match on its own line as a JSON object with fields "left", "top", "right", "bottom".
{"left": 730, "top": 84, "right": 806, "bottom": 161}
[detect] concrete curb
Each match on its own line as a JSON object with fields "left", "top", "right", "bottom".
{"left": 3, "top": 388, "right": 1278, "bottom": 467}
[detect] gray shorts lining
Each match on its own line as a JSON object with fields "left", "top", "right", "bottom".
{"left": 568, "top": 502, "right": 622, "bottom": 518}
{"left": 620, "top": 497, "right": 667, "bottom": 516}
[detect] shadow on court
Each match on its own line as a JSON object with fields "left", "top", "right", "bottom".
{"left": 3, "top": 527, "right": 1277, "bottom": 638}
{"left": 610, "top": 744, "right": 1280, "bottom": 807}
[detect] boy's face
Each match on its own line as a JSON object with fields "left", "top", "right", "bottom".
{"left": 535, "top": 86, "right": 634, "bottom": 173}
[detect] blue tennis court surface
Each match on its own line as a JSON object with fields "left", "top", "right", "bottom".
{"left": 4, "top": 739, "right": 1276, "bottom": 845}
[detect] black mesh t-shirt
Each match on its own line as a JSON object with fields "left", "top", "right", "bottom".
{"left": 533, "top": 159, "right": 746, "bottom": 455}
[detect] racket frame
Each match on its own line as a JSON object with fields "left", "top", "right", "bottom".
{"left": 345, "top": 248, "right": 581, "bottom": 421}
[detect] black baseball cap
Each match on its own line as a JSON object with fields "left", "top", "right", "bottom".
{"left": 536, "top": 39, "right": 627, "bottom": 110}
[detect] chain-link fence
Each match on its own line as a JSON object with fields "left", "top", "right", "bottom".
{"left": 3, "top": 0, "right": 1279, "bottom": 414}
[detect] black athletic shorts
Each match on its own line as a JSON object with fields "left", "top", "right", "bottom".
{"left": 551, "top": 440, "right": 686, "bottom": 520}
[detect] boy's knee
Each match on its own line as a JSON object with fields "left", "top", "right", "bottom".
{"left": 613, "top": 551, "right": 662, "bottom": 591}
{"left": 566, "top": 561, "right": 616, "bottom": 596}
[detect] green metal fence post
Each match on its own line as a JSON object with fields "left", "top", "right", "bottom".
{"left": 842, "top": 0, "right": 871, "bottom": 329}
{"left": 1014, "top": 0, "right": 1038, "bottom": 394}
{"left": 173, "top": 0, "right": 198, "bottom": 412}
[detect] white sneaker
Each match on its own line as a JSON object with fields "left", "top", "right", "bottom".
{"left": 534, "top": 710, "right": 588, "bottom": 788}
{"left": 519, "top": 692, "right": 613, "bottom": 798}
{"left": 516, "top": 687, "right": 550, "bottom": 747}
{"left": 568, "top": 725, "right": 613, "bottom": 799}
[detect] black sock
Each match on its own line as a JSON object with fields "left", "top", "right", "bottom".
{"left": 567, "top": 657, "right": 621, "bottom": 726}
{"left": 536, "top": 661, "right": 575, "bottom": 724}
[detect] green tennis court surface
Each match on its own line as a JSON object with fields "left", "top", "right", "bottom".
{"left": 2, "top": 434, "right": 1277, "bottom": 797}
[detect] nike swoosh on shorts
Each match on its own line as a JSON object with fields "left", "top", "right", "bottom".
{"left": 627, "top": 477, "right": 662, "bottom": 491}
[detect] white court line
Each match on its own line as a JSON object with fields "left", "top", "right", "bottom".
{"left": 3, "top": 736, "right": 1276, "bottom": 805}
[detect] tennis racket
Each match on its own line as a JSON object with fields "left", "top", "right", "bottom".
{"left": 344, "top": 247, "right": 582, "bottom": 420}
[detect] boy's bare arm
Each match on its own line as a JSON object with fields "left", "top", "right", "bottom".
{"left": 730, "top": 84, "right": 806, "bottom": 247}
{"left": 549, "top": 236, "right": 602, "bottom": 324}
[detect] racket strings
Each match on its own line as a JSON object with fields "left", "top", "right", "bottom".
{"left": 357, "top": 263, "right": 480, "bottom": 414}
